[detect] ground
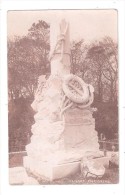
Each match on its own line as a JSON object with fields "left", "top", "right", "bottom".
{"left": 9, "top": 152, "right": 119, "bottom": 185}
{"left": 38, "top": 168, "right": 119, "bottom": 184}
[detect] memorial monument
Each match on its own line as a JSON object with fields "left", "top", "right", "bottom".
{"left": 23, "top": 19, "right": 101, "bottom": 181}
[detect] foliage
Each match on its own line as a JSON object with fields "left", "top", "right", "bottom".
{"left": 8, "top": 20, "right": 50, "bottom": 100}
{"left": 71, "top": 39, "right": 88, "bottom": 77}
{"left": 86, "top": 37, "right": 118, "bottom": 102}
{"left": 93, "top": 101, "right": 118, "bottom": 139}
{"left": 9, "top": 97, "right": 34, "bottom": 152}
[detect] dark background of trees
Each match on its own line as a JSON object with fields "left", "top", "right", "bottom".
{"left": 8, "top": 20, "right": 118, "bottom": 152}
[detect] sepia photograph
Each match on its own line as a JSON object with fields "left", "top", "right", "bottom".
{"left": 7, "top": 9, "right": 118, "bottom": 185}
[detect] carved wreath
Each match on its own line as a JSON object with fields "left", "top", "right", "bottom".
{"left": 61, "top": 74, "right": 94, "bottom": 116}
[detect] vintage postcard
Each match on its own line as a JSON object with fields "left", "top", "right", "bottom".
{"left": 0, "top": 0, "right": 125, "bottom": 194}
{"left": 7, "top": 9, "right": 119, "bottom": 185}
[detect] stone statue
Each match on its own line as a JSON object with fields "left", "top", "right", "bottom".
{"left": 23, "top": 19, "right": 101, "bottom": 182}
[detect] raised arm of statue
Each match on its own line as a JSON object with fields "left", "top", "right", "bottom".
{"left": 50, "top": 19, "right": 70, "bottom": 61}
{"left": 50, "top": 19, "right": 71, "bottom": 76}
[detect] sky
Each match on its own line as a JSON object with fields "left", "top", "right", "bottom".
{"left": 7, "top": 10, "right": 118, "bottom": 43}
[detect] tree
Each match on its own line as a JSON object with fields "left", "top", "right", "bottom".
{"left": 8, "top": 20, "right": 50, "bottom": 152}
{"left": 71, "top": 40, "right": 88, "bottom": 79}
{"left": 86, "top": 44, "right": 106, "bottom": 102}
{"left": 99, "top": 37, "right": 118, "bottom": 103}
{"left": 9, "top": 97, "right": 34, "bottom": 152}
{"left": 8, "top": 20, "right": 50, "bottom": 100}
{"left": 93, "top": 101, "right": 118, "bottom": 139}
{"left": 86, "top": 37, "right": 118, "bottom": 102}
{"left": 28, "top": 20, "right": 50, "bottom": 74}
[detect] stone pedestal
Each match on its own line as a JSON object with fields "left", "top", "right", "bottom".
{"left": 24, "top": 157, "right": 81, "bottom": 181}
{"left": 23, "top": 105, "right": 99, "bottom": 181}
{"left": 63, "top": 108, "right": 99, "bottom": 151}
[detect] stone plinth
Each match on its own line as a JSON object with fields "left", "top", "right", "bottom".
{"left": 63, "top": 108, "right": 99, "bottom": 151}
{"left": 23, "top": 106, "right": 100, "bottom": 181}
{"left": 23, "top": 155, "right": 109, "bottom": 181}
{"left": 24, "top": 156, "right": 81, "bottom": 181}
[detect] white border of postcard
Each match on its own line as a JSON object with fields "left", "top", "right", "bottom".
{"left": 0, "top": 0, "right": 125, "bottom": 195}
